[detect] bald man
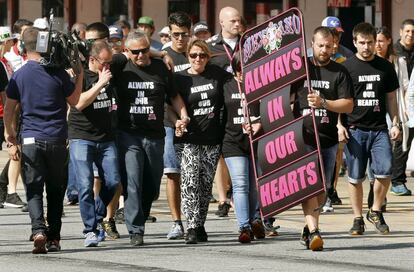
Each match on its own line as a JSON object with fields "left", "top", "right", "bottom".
{"left": 208, "top": 6, "right": 241, "bottom": 73}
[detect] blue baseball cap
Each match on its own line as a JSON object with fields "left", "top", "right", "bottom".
{"left": 321, "top": 16, "right": 344, "bottom": 32}
{"left": 109, "top": 25, "right": 123, "bottom": 39}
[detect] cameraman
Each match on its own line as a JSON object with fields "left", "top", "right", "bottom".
{"left": 4, "top": 26, "right": 83, "bottom": 254}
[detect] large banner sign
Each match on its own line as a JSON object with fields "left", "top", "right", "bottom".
{"left": 240, "top": 8, "right": 326, "bottom": 219}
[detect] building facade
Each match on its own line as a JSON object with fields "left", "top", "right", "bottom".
{"left": 1, "top": 0, "right": 413, "bottom": 48}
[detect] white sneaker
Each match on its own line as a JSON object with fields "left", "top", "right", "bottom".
{"left": 322, "top": 198, "right": 334, "bottom": 213}
{"left": 166, "top": 223, "right": 184, "bottom": 240}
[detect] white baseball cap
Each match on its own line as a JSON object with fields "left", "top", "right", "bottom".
{"left": 33, "top": 18, "right": 50, "bottom": 30}
{"left": 0, "top": 26, "right": 17, "bottom": 42}
{"left": 158, "top": 26, "right": 170, "bottom": 36}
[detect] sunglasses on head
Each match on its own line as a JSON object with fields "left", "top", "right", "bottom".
{"left": 171, "top": 32, "right": 190, "bottom": 39}
{"left": 189, "top": 52, "right": 208, "bottom": 59}
{"left": 129, "top": 47, "right": 150, "bottom": 55}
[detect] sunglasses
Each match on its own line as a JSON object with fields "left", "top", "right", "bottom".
{"left": 159, "top": 34, "right": 169, "bottom": 38}
{"left": 189, "top": 52, "right": 208, "bottom": 59}
{"left": 129, "top": 47, "right": 150, "bottom": 55}
{"left": 171, "top": 32, "right": 190, "bottom": 39}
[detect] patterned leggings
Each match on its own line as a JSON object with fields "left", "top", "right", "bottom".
{"left": 176, "top": 143, "right": 221, "bottom": 229}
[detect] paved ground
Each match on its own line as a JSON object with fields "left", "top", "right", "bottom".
{"left": 0, "top": 150, "right": 413, "bottom": 272}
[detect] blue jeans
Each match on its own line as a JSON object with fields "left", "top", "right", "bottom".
{"left": 69, "top": 139, "right": 120, "bottom": 234}
{"left": 117, "top": 131, "right": 164, "bottom": 235}
{"left": 21, "top": 140, "right": 67, "bottom": 240}
{"left": 163, "top": 126, "right": 180, "bottom": 174}
{"left": 345, "top": 128, "right": 392, "bottom": 183}
{"left": 224, "top": 156, "right": 260, "bottom": 230}
{"left": 66, "top": 160, "right": 78, "bottom": 201}
{"left": 321, "top": 144, "right": 338, "bottom": 192}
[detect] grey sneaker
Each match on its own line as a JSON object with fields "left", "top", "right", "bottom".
{"left": 167, "top": 223, "right": 184, "bottom": 240}
{"left": 130, "top": 234, "right": 144, "bottom": 246}
{"left": 366, "top": 209, "right": 389, "bottom": 234}
{"left": 84, "top": 232, "right": 99, "bottom": 247}
{"left": 4, "top": 193, "right": 26, "bottom": 208}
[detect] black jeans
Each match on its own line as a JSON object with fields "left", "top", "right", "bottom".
{"left": 21, "top": 140, "right": 67, "bottom": 240}
{"left": 391, "top": 127, "right": 414, "bottom": 186}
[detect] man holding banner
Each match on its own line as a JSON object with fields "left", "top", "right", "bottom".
{"left": 341, "top": 23, "right": 400, "bottom": 235}
{"left": 292, "top": 26, "right": 354, "bottom": 250}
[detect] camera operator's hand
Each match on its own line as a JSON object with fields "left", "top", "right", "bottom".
{"left": 98, "top": 67, "right": 112, "bottom": 87}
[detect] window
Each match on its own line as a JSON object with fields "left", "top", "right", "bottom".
{"left": 168, "top": 0, "right": 200, "bottom": 23}
{"left": 244, "top": 0, "right": 284, "bottom": 28}
{"left": 0, "top": 0, "right": 6, "bottom": 26}
{"left": 102, "top": 0, "right": 128, "bottom": 25}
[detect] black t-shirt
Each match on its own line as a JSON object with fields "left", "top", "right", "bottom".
{"left": 68, "top": 69, "right": 114, "bottom": 142}
{"left": 343, "top": 55, "right": 399, "bottom": 130}
{"left": 113, "top": 56, "right": 176, "bottom": 139}
{"left": 292, "top": 58, "right": 354, "bottom": 148}
{"left": 174, "top": 65, "right": 228, "bottom": 145}
{"left": 164, "top": 47, "right": 191, "bottom": 128}
{"left": 165, "top": 47, "right": 191, "bottom": 73}
{"left": 222, "top": 77, "right": 259, "bottom": 157}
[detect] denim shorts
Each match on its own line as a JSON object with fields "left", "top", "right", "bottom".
{"left": 344, "top": 128, "right": 392, "bottom": 184}
{"left": 163, "top": 126, "right": 180, "bottom": 174}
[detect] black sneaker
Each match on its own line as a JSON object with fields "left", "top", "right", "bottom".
{"left": 130, "top": 234, "right": 144, "bottom": 246}
{"left": 0, "top": 182, "right": 7, "bottom": 204}
{"left": 215, "top": 202, "right": 230, "bottom": 217}
{"left": 300, "top": 225, "right": 310, "bottom": 249}
{"left": 146, "top": 215, "right": 157, "bottom": 223}
{"left": 114, "top": 208, "right": 125, "bottom": 224}
{"left": 366, "top": 209, "right": 389, "bottom": 234}
{"left": 102, "top": 218, "right": 120, "bottom": 239}
{"left": 195, "top": 226, "right": 208, "bottom": 242}
{"left": 309, "top": 230, "right": 324, "bottom": 251}
{"left": 330, "top": 189, "right": 342, "bottom": 205}
{"left": 4, "top": 193, "right": 26, "bottom": 208}
{"left": 0, "top": 203, "right": 3, "bottom": 208}
{"left": 46, "top": 240, "right": 61, "bottom": 252}
{"left": 185, "top": 228, "right": 197, "bottom": 244}
{"left": 349, "top": 217, "right": 365, "bottom": 235}
{"left": 21, "top": 204, "right": 28, "bottom": 212}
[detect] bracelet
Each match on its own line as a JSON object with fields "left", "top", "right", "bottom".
{"left": 320, "top": 98, "right": 328, "bottom": 109}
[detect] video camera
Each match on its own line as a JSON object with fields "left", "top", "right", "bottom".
{"left": 36, "top": 9, "right": 91, "bottom": 74}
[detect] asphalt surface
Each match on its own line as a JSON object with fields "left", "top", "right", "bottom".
{"left": 0, "top": 150, "right": 413, "bottom": 272}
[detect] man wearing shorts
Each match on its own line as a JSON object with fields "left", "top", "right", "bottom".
{"left": 341, "top": 22, "right": 400, "bottom": 235}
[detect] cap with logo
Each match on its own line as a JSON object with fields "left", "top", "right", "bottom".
{"left": 109, "top": 25, "right": 123, "bottom": 39}
{"left": 0, "top": 26, "right": 18, "bottom": 42}
{"left": 138, "top": 16, "right": 154, "bottom": 27}
{"left": 321, "top": 16, "right": 344, "bottom": 32}
{"left": 192, "top": 22, "right": 210, "bottom": 35}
